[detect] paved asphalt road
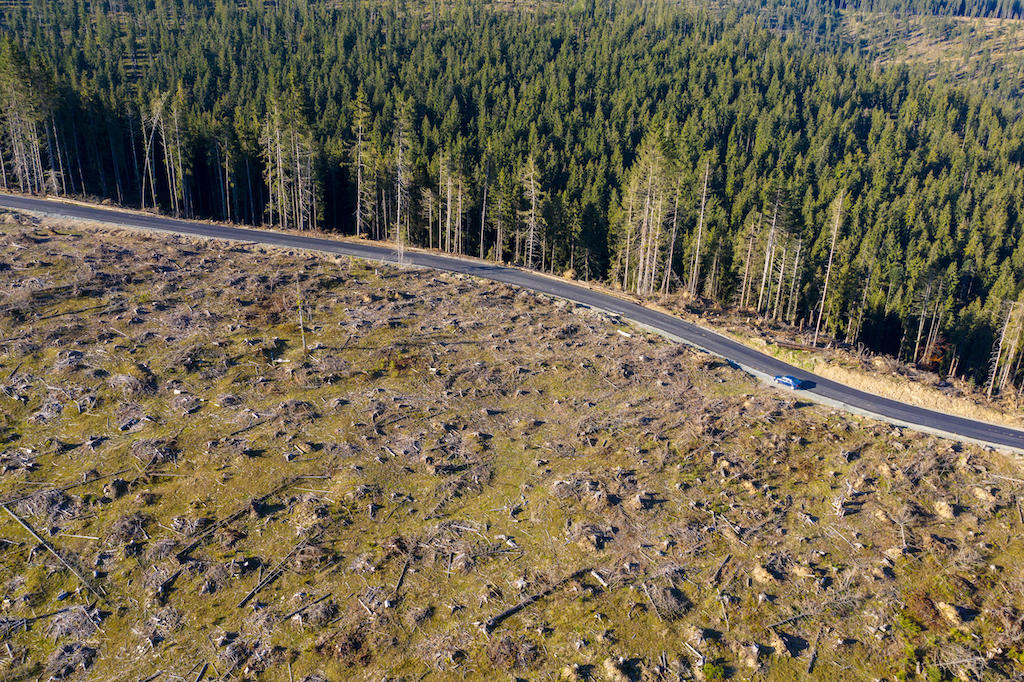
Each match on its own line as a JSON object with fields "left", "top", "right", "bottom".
{"left": 4, "top": 192, "right": 1024, "bottom": 452}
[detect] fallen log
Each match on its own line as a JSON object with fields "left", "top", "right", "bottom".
{"left": 176, "top": 477, "right": 296, "bottom": 563}
{"left": 280, "top": 593, "right": 331, "bottom": 622}
{"left": 237, "top": 537, "right": 311, "bottom": 608}
{"left": 1, "top": 504, "right": 105, "bottom": 600}
{"left": 483, "top": 567, "right": 589, "bottom": 633}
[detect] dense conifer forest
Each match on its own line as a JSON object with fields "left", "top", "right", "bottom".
{"left": 2, "top": 0, "right": 1024, "bottom": 390}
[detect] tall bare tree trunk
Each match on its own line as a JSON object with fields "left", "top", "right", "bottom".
{"left": 688, "top": 160, "right": 710, "bottom": 297}
{"left": 0, "top": 143, "right": 7, "bottom": 189}
{"left": 758, "top": 191, "right": 780, "bottom": 314}
{"left": 293, "top": 127, "right": 302, "bottom": 229}
{"left": 223, "top": 142, "right": 232, "bottom": 221}
{"left": 621, "top": 188, "right": 635, "bottom": 290}
{"left": 159, "top": 122, "right": 177, "bottom": 216}
{"left": 989, "top": 302, "right": 1015, "bottom": 399}
{"left": 739, "top": 214, "right": 760, "bottom": 309}
{"left": 635, "top": 167, "right": 654, "bottom": 293}
{"left": 58, "top": 120, "right": 76, "bottom": 195}
{"left": 661, "top": 176, "right": 682, "bottom": 294}
{"left": 773, "top": 242, "right": 787, "bottom": 320}
{"left": 126, "top": 109, "right": 140, "bottom": 201}
{"left": 495, "top": 195, "right": 504, "bottom": 263}
{"left": 479, "top": 162, "right": 488, "bottom": 259}
{"left": 172, "top": 103, "right": 187, "bottom": 217}
{"left": 445, "top": 161, "right": 452, "bottom": 253}
{"left": 275, "top": 108, "right": 286, "bottom": 229}
{"left": 457, "top": 177, "right": 464, "bottom": 255}
{"left": 142, "top": 120, "right": 155, "bottom": 209}
{"left": 922, "top": 280, "right": 944, "bottom": 363}
{"left": 786, "top": 239, "right": 802, "bottom": 324}
{"left": 814, "top": 191, "right": 844, "bottom": 348}
{"left": 646, "top": 197, "right": 664, "bottom": 296}
{"left": 998, "top": 303, "right": 1024, "bottom": 392}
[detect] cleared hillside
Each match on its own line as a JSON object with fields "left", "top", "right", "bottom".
{"left": 1, "top": 212, "right": 1024, "bottom": 680}
{"left": 842, "top": 10, "right": 1024, "bottom": 92}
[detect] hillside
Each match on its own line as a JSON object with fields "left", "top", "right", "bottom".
{"left": 2, "top": 212, "right": 1024, "bottom": 680}
{"left": 4, "top": 0, "right": 1024, "bottom": 390}
{"left": 842, "top": 10, "right": 1024, "bottom": 94}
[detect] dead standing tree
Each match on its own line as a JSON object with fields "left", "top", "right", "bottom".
{"left": 814, "top": 190, "right": 844, "bottom": 348}
{"left": 786, "top": 238, "right": 803, "bottom": 324}
{"left": 615, "top": 136, "right": 670, "bottom": 296}
{"left": 687, "top": 160, "right": 711, "bottom": 297}
{"left": 350, "top": 86, "right": 372, "bottom": 237}
{"left": 146, "top": 85, "right": 191, "bottom": 218}
{"left": 757, "top": 189, "right": 782, "bottom": 316}
{"left": 0, "top": 41, "right": 47, "bottom": 194}
{"left": 479, "top": 148, "right": 490, "bottom": 259}
{"left": 660, "top": 174, "right": 684, "bottom": 295}
{"left": 140, "top": 92, "right": 168, "bottom": 211}
{"left": 393, "top": 98, "right": 413, "bottom": 262}
{"left": 988, "top": 300, "right": 1024, "bottom": 399}
{"left": 421, "top": 186, "right": 435, "bottom": 250}
{"left": 911, "top": 278, "right": 938, "bottom": 365}
{"left": 519, "top": 155, "right": 545, "bottom": 269}
{"left": 262, "top": 95, "right": 317, "bottom": 231}
{"left": 737, "top": 212, "right": 761, "bottom": 310}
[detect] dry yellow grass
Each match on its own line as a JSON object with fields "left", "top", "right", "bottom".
{"left": 809, "top": 359, "right": 1024, "bottom": 430}
{"left": 726, "top": 332, "right": 1024, "bottom": 431}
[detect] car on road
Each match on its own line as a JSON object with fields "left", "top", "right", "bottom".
{"left": 773, "top": 374, "right": 804, "bottom": 389}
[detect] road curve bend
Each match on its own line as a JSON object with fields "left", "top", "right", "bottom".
{"left": 3, "top": 192, "right": 1024, "bottom": 453}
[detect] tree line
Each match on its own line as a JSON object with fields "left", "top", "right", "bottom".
{"left": 3, "top": 0, "right": 1024, "bottom": 392}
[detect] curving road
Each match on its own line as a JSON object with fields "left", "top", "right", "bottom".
{"left": 4, "top": 192, "right": 1024, "bottom": 453}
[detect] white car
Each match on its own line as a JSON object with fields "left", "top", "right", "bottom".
{"left": 773, "top": 375, "right": 804, "bottom": 389}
